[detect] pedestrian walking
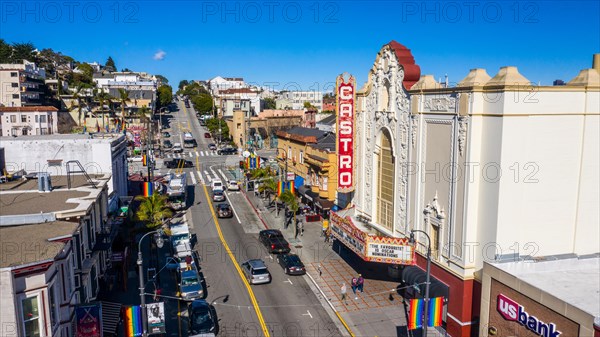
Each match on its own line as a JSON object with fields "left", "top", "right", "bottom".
{"left": 185, "top": 255, "right": 192, "bottom": 271}
{"left": 351, "top": 277, "right": 358, "bottom": 299}
{"left": 153, "top": 287, "right": 162, "bottom": 301}
{"left": 298, "top": 220, "right": 304, "bottom": 236}
{"left": 357, "top": 274, "right": 364, "bottom": 292}
{"left": 341, "top": 283, "right": 347, "bottom": 304}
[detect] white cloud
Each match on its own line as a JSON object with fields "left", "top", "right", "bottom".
{"left": 153, "top": 50, "right": 166, "bottom": 61}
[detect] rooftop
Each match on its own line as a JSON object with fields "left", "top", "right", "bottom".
{"left": 491, "top": 255, "right": 600, "bottom": 325}
{"left": 0, "top": 133, "right": 124, "bottom": 143}
{"left": 317, "top": 114, "right": 337, "bottom": 125}
{"left": 309, "top": 132, "right": 336, "bottom": 151}
{"left": 0, "top": 220, "right": 79, "bottom": 268}
{"left": 0, "top": 106, "right": 58, "bottom": 112}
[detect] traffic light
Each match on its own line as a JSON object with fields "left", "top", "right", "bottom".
{"left": 239, "top": 160, "right": 244, "bottom": 169}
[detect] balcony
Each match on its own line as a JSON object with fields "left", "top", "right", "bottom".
{"left": 21, "top": 86, "right": 41, "bottom": 93}
{"left": 19, "top": 74, "right": 45, "bottom": 84}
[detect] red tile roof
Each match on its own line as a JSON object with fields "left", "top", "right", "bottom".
{"left": 219, "top": 88, "right": 256, "bottom": 94}
{"left": 0, "top": 106, "right": 58, "bottom": 112}
{"left": 386, "top": 41, "right": 421, "bottom": 90}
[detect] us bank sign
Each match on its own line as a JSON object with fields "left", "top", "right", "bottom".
{"left": 336, "top": 73, "right": 355, "bottom": 193}
{"left": 497, "top": 294, "right": 561, "bottom": 337}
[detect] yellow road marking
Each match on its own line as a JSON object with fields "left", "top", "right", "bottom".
{"left": 336, "top": 312, "right": 356, "bottom": 337}
{"left": 201, "top": 184, "right": 271, "bottom": 337}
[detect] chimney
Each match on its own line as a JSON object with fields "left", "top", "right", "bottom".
{"left": 593, "top": 53, "right": 600, "bottom": 72}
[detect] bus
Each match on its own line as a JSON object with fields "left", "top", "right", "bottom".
{"left": 166, "top": 172, "right": 187, "bottom": 210}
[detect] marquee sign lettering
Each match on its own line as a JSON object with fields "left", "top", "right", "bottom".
{"left": 336, "top": 73, "right": 355, "bottom": 193}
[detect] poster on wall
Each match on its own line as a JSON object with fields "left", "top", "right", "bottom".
{"left": 146, "top": 302, "right": 166, "bottom": 334}
{"left": 336, "top": 73, "right": 356, "bottom": 193}
{"left": 75, "top": 304, "right": 103, "bottom": 337}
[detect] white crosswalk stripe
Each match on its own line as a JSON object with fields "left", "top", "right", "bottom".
{"left": 190, "top": 171, "right": 197, "bottom": 185}
{"left": 195, "top": 151, "right": 199, "bottom": 157}
{"left": 200, "top": 151, "right": 205, "bottom": 157}
{"left": 197, "top": 170, "right": 205, "bottom": 185}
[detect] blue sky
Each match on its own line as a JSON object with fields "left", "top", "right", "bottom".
{"left": 2, "top": 1, "right": 599, "bottom": 91}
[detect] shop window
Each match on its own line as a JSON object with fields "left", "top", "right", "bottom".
{"left": 11, "top": 82, "right": 18, "bottom": 87}
{"left": 376, "top": 130, "right": 394, "bottom": 231}
{"left": 21, "top": 296, "right": 41, "bottom": 337}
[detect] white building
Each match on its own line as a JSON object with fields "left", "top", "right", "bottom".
{"left": 279, "top": 91, "right": 323, "bottom": 111}
{"left": 217, "top": 88, "right": 261, "bottom": 116}
{"left": 333, "top": 41, "right": 599, "bottom": 337}
{"left": 208, "top": 76, "right": 247, "bottom": 95}
{"left": 1, "top": 133, "right": 129, "bottom": 200}
{"left": 0, "top": 106, "right": 58, "bottom": 136}
{"left": 0, "top": 60, "right": 46, "bottom": 107}
{"left": 0, "top": 173, "right": 119, "bottom": 337}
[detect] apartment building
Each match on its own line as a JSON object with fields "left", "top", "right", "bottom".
{"left": 0, "top": 60, "right": 46, "bottom": 107}
{"left": 0, "top": 106, "right": 58, "bottom": 136}
{"left": 279, "top": 91, "right": 323, "bottom": 111}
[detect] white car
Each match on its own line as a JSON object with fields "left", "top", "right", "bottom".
{"left": 184, "top": 132, "right": 193, "bottom": 140}
{"left": 227, "top": 180, "right": 240, "bottom": 191}
{"left": 173, "top": 143, "right": 184, "bottom": 153}
{"left": 211, "top": 179, "right": 223, "bottom": 191}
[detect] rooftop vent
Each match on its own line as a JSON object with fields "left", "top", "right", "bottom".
{"left": 37, "top": 172, "right": 52, "bottom": 192}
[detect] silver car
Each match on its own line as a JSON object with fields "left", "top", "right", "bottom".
{"left": 241, "top": 259, "right": 271, "bottom": 285}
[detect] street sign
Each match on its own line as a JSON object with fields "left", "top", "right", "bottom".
{"left": 286, "top": 172, "right": 295, "bottom": 181}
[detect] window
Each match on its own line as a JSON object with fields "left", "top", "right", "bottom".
{"left": 11, "top": 72, "right": 17, "bottom": 77}
{"left": 376, "top": 131, "right": 394, "bottom": 231}
{"left": 40, "top": 115, "right": 46, "bottom": 123}
{"left": 41, "top": 128, "right": 48, "bottom": 135}
{"left": 10, "top": 115, "right": 16, "bottom": 123}
{"left": 22, "top": 128, "right": 28, "bottom": 136}
{"left": 21, "top": 115, "right": 27, "bottom": 123}
{"left": 49, "top": 286, "right": 58, "bottom": 329}
{"left": 322, "top": 177, "right": 328, "bottom": 191}
{"left": 35, "top": 115, "right": 38, "bottom": 123}
{"left": 13, "top": 94, "right": 19, "bottom": 99}
{"left": 21, "top": 296, "right": 41, "bottom": 337}
{"left": 11, "top": 82, "right": 18, "bottom": 87}
{"left": 287, "top": 147, "right": 292, "bottom": 160}
{"left": 11, "top": 129, "right": 17, "bottom": 136}
{"left": 299, "top": 151, "right": 304, "bottom": 164}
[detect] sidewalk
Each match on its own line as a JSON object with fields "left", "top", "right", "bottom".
{"left": 238, "top": 187, "right": 445, "bottom": 337}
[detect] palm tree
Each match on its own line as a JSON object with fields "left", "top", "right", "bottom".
{"left": 70, "top": 85, "right": 87, "bottom": 126}
{"left": 118, "top": 88, "right": 131, "bottom": 129}
{"left": 279, "top": 189, "right": 299, "bottom": 238}
{"left": 135, "top": 194, "right": 173, "bottom": 229}
{"left": 95, "top": 91, "right": 112, "bottom": 131}
{"left": 258, "top": 177, "right": 277, "bottom": 200}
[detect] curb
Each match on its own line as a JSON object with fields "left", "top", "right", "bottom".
{"left": 240, "top": 189, "right": 270, "bottom": 229}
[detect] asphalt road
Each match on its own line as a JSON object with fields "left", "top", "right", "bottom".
{"left": 157, "top": 99, "right": 341, "bottom": 337}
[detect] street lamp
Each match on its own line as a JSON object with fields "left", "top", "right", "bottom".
{"left": 137, "top": 230, "right": 165, "bottom": 337}
{"left": 409, "top": 229, "right": 431, "bottom": 337}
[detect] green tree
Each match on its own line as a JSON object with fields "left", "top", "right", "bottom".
{"left": 105, "top": 56, "right": 116, "bottom": 71}
{"left": 70, "top": 85, "right": 88, "bottom": 126}
{"left": 263, "top": 97, "right": 276, "bottom": 110}
{"left": 190, "top": 94, "right": 213, "bottom": 113}
{"left": 156, "top": 75, "right": 168, "bottom": 84}
{"left": 0, "top": 39, "right": 11, "bottom": 63}
{"left": 206, "top": 118, "right": 230, "bottom": 139}
{"left": 137, "top": 106, "right": 151, "bottom": 123}
{"left": 118, "top": 88, "right": 131, "bottom": 126}
{"left": 95, "top": 91, "right": 113, "bottom": 129}
{"left": 279, "top": 189, "right": 299, "bottom": 237}
{"left": 178, "top": 80, "right": 189, "bottom": 91}
{"left": 303, "top": 101, "right": 315, "bottom": 109}
{"left": 135, "top": 194, "right": 173, "bottom": 229}
{"left": 258, "top": 177, "right": 278, "bottom": 201}
{"left": 10, "top": 42, "right": 36, "bottom": 63}
{"left": 157, "top": 85, "right": 173, "bottom": 108}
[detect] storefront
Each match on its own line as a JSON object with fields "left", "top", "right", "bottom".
{"left": 480, "top": 257, "right": 600, "bottom": 337}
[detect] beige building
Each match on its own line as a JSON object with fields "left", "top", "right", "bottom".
{"left": 0, "top": 60, "right": 46, "bottom": 107}
{"left": 0, "top": 106, "right": 58, "bottom": 136}
{"left": 227, "top": 110, "right": 303, "bottom": 149}
{"left": 340, "top": 41, "right": 600, "bottom": 336}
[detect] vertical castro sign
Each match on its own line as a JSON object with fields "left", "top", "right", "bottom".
{"left": 336, "top": 73, "right": 356, "bottom": 193}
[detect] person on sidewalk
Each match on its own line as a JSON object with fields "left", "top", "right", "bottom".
{"left": 153, "top": 286, "right": 162, "bottom": 301}
{"left": 298, "top": 220, "right": 304, "bottom": 236}
{"left": 357, "top": 274, "right": 364, "bottom": 292}
{"left": 351, "top": 277, "right": 358, "bottom": 299}
{"left": 341, "top": 283, "right": 347, "bottom": 304}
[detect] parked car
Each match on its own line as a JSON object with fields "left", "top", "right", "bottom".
{"left": 164, "top": 159, "right": 193, "bottom": 168}
{"left": 215, "top": 203, "right": 233, "bottom": 218}
{"left": 188, "top": 300, "right": 219, "bottom": 336}
{"left": 184, "top": 139, "right": 197, "bottom": 148}
{"left": 179, "top": 266, "right": 205, "bottom": 301}
{"left": 227, "top": 180, "right": 240, "bottom": 191}
{"left": 173, "top": 143, "right": 184, "bottom": 153}
{"left": 259, "top": 229, "right": 291, "bottom": 254}
{"left": 204, "top": 132, "right": 211, "bottom": 138}
{"left": 276, "top": 254, "right": 306, "bottom": 275}
{"left": 217, "top": 147, "right": 237, "bottom": 155}
{"left": 163, "top": 140, "right": 173, "bottom": 149}
{"left": 241, "top": 259, "right": 271, "bottom": 285}
{"left": 162, "top": 131, "right": 171, "bottom": 138}
{"left": 208, "top": 143, "right": 217, "bottom": 151}
{"left": 127, "top": 156, "right": 143, "bottom": 163}
{"left": 212, "top": 190, "right": 225, "bottom": 202}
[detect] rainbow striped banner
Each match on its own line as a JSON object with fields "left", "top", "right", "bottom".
{"left": 143, "top": 182, "right": 153, "bottom": 197}
{"left": 277, "top": 181, "right": 295, "bottom": 196}
{"left": 407, "top": 298, "right": 424, "bottom": 330}
{"left": 123, "top": 305, "right": 143, "bottom": 337}
{"left": 427, "top": 297, "right": 444, "bottom": 327}
{"left": 288, "top": 181, "right": 295, "bottom": 195}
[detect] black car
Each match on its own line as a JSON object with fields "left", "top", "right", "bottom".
{"left": 188, "top": 300, "right": 219, "bottom": 336}
{"left": 217, "top": 147, "right": 237, "bottom": 155}
{"left": 162, "top": 131, "right": 171, "bottom": 138}
{"left": 184, "top": 139, "right": 197, "bottom": 148}
{"left": 208, "top": 143, "right": 217, "bottom": 151}
{"left": 259, "top": 229, "right": 291, "bottom": 254}
{"left": 276, "top": 254, "right": 306, "bottom": 275}
{"left": 163, "top": 140, "right": 173, "bottom": 149}
{"left": 164, "top": 159, "right": 193, "bottom": 168}
{"left": 215, "top": 203, "right": 233, "bottom": 218}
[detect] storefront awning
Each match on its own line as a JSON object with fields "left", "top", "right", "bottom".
{"left": 294, "top": 175, "right": 304, "bottom": 188}
{"left": 305, "top": 190, "right": 318, "bottom": 202}
{"left": 315, "top": 198, "right": 335, "bottom": 210}
{"left": 401, "top": 265, "right": 449, "bottom": 300}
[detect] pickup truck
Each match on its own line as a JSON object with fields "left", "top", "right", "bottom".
{"left": 259, "top": 229, "right": 291, "bottom": 254}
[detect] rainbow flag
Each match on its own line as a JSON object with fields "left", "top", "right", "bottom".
{"left": 407, "top": 298, "right": 424, "bottom": 330}
{"left": 277, "top": 180, "right": 284, "bottom": 196}
{"left": 288, "top": 181, "right": 295, "bottom": 195}
{"left": 256, "top": 156, "right": 261, "bottom": 168}
{"left": 142, "top": 154, "right": 147, "bottom": 166}
{"left": 427, "top": 297, "right": 444, "bottom": 327}
{"left": 143, "top": 182, "right": 153, "bottom": 197}
{"left": 123, "top": 305, "right": 143, "bottom": 336}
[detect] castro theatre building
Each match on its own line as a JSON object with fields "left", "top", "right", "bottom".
{"left": 331, "top": 41, "right": 599, "bottom": 336}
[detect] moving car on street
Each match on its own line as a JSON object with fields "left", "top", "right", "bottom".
{"left": 227, "top": 180, "right": 240, "bottom": 191}
{"left": 212, "top": 190, "right": 225, "bottom": 202}
{"left": 259, "top": 229, "right": 291, "bottom": 254}
{"left": 163, "top": 140, "right": 173, "bottom": 149}
{"left": 164, "top": 159, "right": 193, "bottom": 168}
{"left": 188, "top": 300, "right": 219, "bottom": 336}
{"left": 217, "top": 147, "right": 237, "bottom": 155}
{"left": 208, "top": 143, "right": 217, "bottom": 151}
{"left": 184, "top": 139, "right": 198, "bottom": 148}
{"left": 241, "top": 259, "right": 271, "bottom": 285}
{"left": 162, "top": 131, "right": 171, "bottom": 138}
{"left": 211, "top": 179, "right": 223, "bottom": 191}
{"left": 179, "top": 266, "right": 205, "bottom": 301}
{"left": 215, "top": 203, "right": 233, "bottom": 218}
{"left": 173, "top": 143, "right": 184, "bottom": 153}
{"left": 276, "top": 254, "right": 306, "bottom": 275}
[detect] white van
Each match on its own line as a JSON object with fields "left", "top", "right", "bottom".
{"left": 211, "top": 179, "right": 223, "bottom": 192}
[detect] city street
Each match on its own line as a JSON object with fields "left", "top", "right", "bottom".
{"left": 156, "top": 100, "right": 342, "bottom": 336}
